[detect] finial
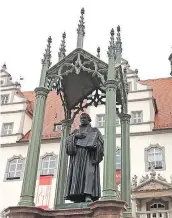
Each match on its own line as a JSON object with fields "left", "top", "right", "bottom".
{"left": 107, "top": 28, "right": 116, "bottom": 58}
{"left": 41, "top": 36, "right": 52, "bottom": 68}
{"left": 97, "top": 47, "right": 100, "bottom": 58}
{"left": 150, "top": 164, "right": 156, "bottom": 179}
{"left": 116, "top": 25, "right": 122, "bottom": 55}
{"left": 168, "top": 47, "right": 172, "bottom": 76}
{"left": 1, "top": 63, "right": 7, "bottom": 72}
{"left": 58, "top": 32, "right": 66, "bottom": 61}
{"left": 77, "top": 8, "right": 85, "bottom": 48}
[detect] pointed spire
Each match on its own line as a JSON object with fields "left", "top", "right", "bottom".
{"left": 41, "top": 36, "right": 52, "bottom": 68}
{"left": 97, "top": 47, "right": 100, "bottom": 58}
{"left": 116, "top": 25, "right": 122, "bottom": 63}
{"left": 107, "top": 28, "right": 116, "bottom": 58}
{"left": 77, "top": 8, "right": 85, "bottom": 48}
{"left": 58, "top": 32, "right": 66, "bottom": 61}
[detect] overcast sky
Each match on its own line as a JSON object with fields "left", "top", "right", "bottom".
{"left": 0, "top": 0, "right": 172, "bottom": 91}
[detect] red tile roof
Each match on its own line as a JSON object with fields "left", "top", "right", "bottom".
{"left": 20, "top": 77, "right": 172, "bottom": 141}
{"left": 20, "top": 91, "right": 81, "bottom": 141}
{"left": 141, "top": 77, "right": 172, "bottom": 129}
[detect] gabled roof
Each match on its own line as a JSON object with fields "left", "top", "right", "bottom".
{"left": 141, "top": 77, "right": 172, "bottom": 129}
{"left": 132, "top": 178, "right": 172, "bottom": 192}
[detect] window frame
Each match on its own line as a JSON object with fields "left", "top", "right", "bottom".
{"left": 144, "top": 144, "right": 166, "bottom": 172}
{"left": 38, "top": 152, "right": 58, "bottom": 178}
{"left": 96, "top": 114, "right": 105, "bottom": 128}
{"left": 0, "top": 94, "right": 9, "bottom": 105}
{"left": 96, "top": 114, "right": 120, "bottom": 127}
{"left": 1, "top": 122, "right": 14, "bottom": 136}
{"left": 54, "top": 123, "right": 62, "bottom": 132}
{"left": 131, "top": 110, "right": 143, "bottom": 124}
{"left": 4, "top": 155, "right": 25, "bottom": 181}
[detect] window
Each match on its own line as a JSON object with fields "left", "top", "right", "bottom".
{"left": 1, "top": 123, "right": 13, "bottom": 135}
{"left": 96, "top": 114, "right": 105, "bottom": 127}
{"left": 145, "top": 144, "right": 165, "bottom": 171}
{"left": 0, "top": 95, "right": 9, "bottom": 105}
{"left": 40, "top": 153, "right": 58, "bottom": 176}
{"left": 54, "top": 124, "right": 62, "bottom": 132}
{"left": 116, "top": 149, "right": 121, "bottom": 170}
{"left": 96, "top": 114, "right": 120, "bottom": 127}
{"left": 131, "top": 111, "right": 142, "bottom": 124}
{"left": 4, "top": 156, "right": 25, "bottom": 181}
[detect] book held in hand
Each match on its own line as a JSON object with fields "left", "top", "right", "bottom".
{"left": 76, "top": 132, "right": 98, "bottom": 148}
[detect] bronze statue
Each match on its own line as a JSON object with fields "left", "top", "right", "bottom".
{"left": 65, "top": 113, "right": 104, "bottom": 203}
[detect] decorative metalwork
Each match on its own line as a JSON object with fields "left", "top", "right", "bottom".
{"left": 71, "top": 88, "right": 106, "bottom": 119}
{"left": 46, "top": 50, "right": 109, "bottom": 119}
{"left": 41, "top": 36, "right": 52, "bottom": 68}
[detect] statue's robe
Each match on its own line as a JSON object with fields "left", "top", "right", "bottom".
{"left": 65, "top": 125, "right": 104, "bottom": 202}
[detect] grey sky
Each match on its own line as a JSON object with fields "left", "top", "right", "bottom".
{"left": 0, "top": 0, "right": 171, "bottom": 91}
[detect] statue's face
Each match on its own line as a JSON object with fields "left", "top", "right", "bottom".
{"left": 80, "top": 114, "right": 90, "bottom": 125}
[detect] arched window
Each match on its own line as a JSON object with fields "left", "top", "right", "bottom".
{"left": 145, "top": 144, "right": 165, "bottom": 171}
{"left": 147, "top": 199, "right": 168, "bottom": 218}
{"left": 4, "top": 155, "right": 25, "bottom": 181}
{"left": 39, "top": 153, "right": 58, "bottom": 176}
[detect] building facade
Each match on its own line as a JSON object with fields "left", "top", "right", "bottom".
{"left": 0, "top": 62, "right": 172, "bottom": 218}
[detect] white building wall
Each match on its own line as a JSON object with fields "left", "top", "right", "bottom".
{"left": 23, "top": 114, "right": 32, "bottom": 135}
{"left": 0, "top": 141, "right": 61, "bottom": 211}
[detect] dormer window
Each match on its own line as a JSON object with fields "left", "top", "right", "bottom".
{"left": 0, "top": 94, "right": 9, "bottom": 105}
{"left": 54, "top": 124, "right": 62, "bottom": 132}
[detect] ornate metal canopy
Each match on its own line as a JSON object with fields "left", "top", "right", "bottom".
{"left": 45, "top": 8, "right": 128, "bottom": 120}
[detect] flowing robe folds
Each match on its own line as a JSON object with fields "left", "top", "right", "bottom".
{"left": 65, "top": 125, "right": 104, "bottom": 202}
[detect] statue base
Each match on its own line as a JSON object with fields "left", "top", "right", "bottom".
{"left": 4, "top": 199, "right": 127, "bottom": 218}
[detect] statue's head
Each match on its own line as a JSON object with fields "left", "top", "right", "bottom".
{"left": 80, "top": 113, "right": 91, "bottom": 126}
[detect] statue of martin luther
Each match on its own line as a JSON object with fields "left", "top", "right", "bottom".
{"left": 65, "top": 113, "right": 104, "bottom": 203}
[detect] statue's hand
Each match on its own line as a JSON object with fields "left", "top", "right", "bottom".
{"left": 92, "top": 160, "right": 98, "bottom": 165}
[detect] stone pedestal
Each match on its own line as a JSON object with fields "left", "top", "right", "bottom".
{"left": 4, "top": 200, "right": 127, "bottom": 218}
